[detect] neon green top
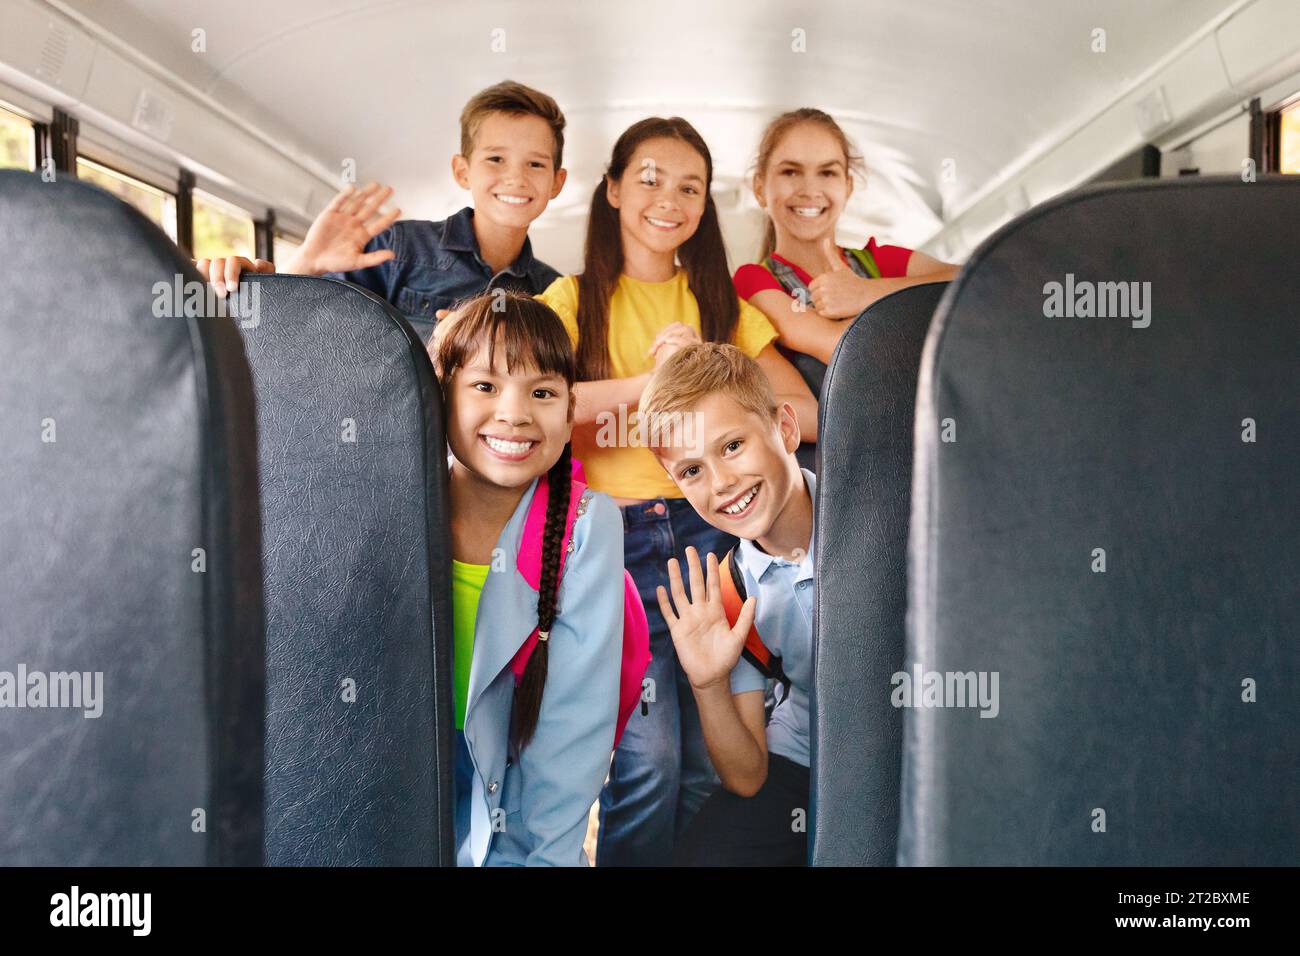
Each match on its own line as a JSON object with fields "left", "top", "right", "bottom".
{"left": 451, "top": 558, "right": 491, "bottom": 730}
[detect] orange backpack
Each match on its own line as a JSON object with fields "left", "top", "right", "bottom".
{"left": 717, "top": 548, "right": 791, "bottom": 701}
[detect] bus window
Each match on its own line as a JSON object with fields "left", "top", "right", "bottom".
{"left": 273, "top": 232, "right": 302, "bottom": 266}
{"left": 1281, "top": 101, "right": 1300, "bottom": 174}
{"left": 193, "top": 189, "right": 256, "bottom": 260}
{"left": 0, "top": 103, "right": 35, "bottom": 171}
{"left": 75, "top": 157, "right": 179, "bottom": 242}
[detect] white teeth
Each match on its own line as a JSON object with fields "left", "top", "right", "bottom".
{"left": 495, "top": 194, "right": 530, "bottom": 205}
{"left": 646, "top": 216, "right": 680, "bottom": 228}
{"left": 792, "top": 206, "right": 825, "bottom": 217}
{"left": 722, "top": 485, "right": 759, "bottom": 515}
{"left": 484, "top": 436, "right": 534, "bottom": 455}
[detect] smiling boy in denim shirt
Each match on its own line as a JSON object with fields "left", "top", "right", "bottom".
{"left": 197, "top": 80, "right": 567, "bottom": 342}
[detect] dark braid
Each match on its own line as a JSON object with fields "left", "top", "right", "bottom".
{"left": 512, "top": 442, "right": 573, "bottom": 748}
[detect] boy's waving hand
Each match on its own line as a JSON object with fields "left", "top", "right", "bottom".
{"left": 193, "top": 181, "right": 401, "bottom": 297}
{"left": 285, "top": 182, "right": 401, "bottom": 275}
{"left": 656, "top": 546, "right": 756, "bottom": 692}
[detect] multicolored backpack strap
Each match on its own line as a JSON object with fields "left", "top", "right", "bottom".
{"left": 762, "top": 244, "right": 881, "bottom": 299}
{"left": 718, "top": 548, "right": 790, "bottom": 702}
{"left": 844, "top": 245, "right": 882, "bottom": 279}
{"left": 762, "top": 255, "right": 812, "bottom": 307}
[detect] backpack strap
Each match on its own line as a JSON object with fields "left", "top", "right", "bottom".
{"left": 762, "top": 244, "right": 881, "bottom": 300}
{"left": 719, "top": 548, "right": 791, "bottom": 702}
{"left": 762, "top": 255, "right": 811, "bottom": 306}
{"left": 617, "top": 569, "right": 651, "bottom": 746}
{"left": 845, "top": 245, "right": 882, "bottom": 279}
{"left": 508, "top": 467, "right": 654, "bottom": 751}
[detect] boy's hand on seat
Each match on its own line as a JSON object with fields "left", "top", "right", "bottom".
{"left": 284, "top": 182, "right": 401, "bottom": 275}
{"left": 809, "top": 237, "right": 870, "bottom": 319}
{"left": 194, "top": 256, "right": 274, "bottom": 297}
{"left": 657, "top": 546, "right": 756, "bottom": 691}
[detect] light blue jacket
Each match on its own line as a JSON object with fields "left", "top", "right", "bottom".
{"left": 457, "top": 477, "right": 624, "bottom": 866}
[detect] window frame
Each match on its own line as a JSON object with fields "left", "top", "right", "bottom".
{"left": 1, "top": 91, "right": 314, "bottom": 265}
{"left": 271, "top": 228, "right": 306, "bottom": 269}
{"left": 191, "top": 185, "right": 260, "bottom": 262}
{"left": 0, "top": 99, "right": 39, "bottom": 172}
{"left": 1267, "top": 92, "right": 1300, "bottom": 175}
{"left": 75, "top": 153, "right": 181, "bottom": 241}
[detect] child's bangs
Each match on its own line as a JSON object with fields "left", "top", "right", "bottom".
{"left": 438, "top": 293, "right": 576, "bottom": 384}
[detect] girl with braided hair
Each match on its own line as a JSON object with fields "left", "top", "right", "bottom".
{"left": 430, "top": 291, "right": 625, "bottom": 866}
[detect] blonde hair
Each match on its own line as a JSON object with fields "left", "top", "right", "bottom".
{"left": 640, "top": 344, "right": 778, "bottom": 440}
{"left": 459, "top": 80, "right": 566, "bottom": 168}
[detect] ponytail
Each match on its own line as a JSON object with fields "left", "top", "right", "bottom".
{"left": 576, "top": 180, "right": 622, "bottom": 381}
{"left": 758, "top": 219, "right": 777, "bottom": 262}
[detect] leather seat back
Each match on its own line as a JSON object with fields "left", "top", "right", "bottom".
{"left": 0, "top": 170, "right": 265, "bottom": 864}
{"left": 234, "top": 274, "right": 454, "bottom": 865}
{"left": 901, "top": 178, "right": 1300, "bottom": 865}
{"left": 810, "top": 283, "right": 947, "bottom": 865}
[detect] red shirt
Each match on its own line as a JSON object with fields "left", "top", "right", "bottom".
{"left": 732, "top": 237, "right": 914, "bottom": 300}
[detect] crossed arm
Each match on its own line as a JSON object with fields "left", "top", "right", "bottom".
{"left": 748, "top": 248, "right": 958, "bottom": 365}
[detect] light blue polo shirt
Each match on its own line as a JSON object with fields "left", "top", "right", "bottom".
{"left": 727, "top": 467, "right": 816, "bottom": 768}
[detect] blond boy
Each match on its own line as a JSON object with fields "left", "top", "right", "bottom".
{"left": 643, "top": 343, "right": 816, "bottom": 866}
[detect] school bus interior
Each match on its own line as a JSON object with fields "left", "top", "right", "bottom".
{"left": 0, "top": 0, "right": 1297, "bottom": 867}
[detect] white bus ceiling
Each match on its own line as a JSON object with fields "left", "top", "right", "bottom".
{"left": 7, "top": 0, "right": 1300, "bottom": 265}
{"left": 4, "top": 0, "right": 1299, "bottom": 268}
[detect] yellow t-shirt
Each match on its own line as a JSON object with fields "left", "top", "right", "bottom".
{"left": 536, "top": 272, "right": 779, "bottom": 500}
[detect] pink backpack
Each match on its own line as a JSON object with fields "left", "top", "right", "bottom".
{"left": 509, "top": 460, "right": 651, "bottom": 747}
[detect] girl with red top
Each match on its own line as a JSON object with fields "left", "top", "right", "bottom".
{"left": 734, "top": 108, "right": 958, "bottom": 367}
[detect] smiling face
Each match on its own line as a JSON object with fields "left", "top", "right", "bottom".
{"left": 606, "top": 136, "right": 709, "bottom": 259}
{"left": 655, "top": 393, "right": 803, "bottom": 541}
{"left": 756, "top": 122, "right": 853, "bottom": 245}
{"left": 444, "top": 337, "right": 574, "bottom": 491}
{"left": 454, "top": 111, "right": 566, "bottom": 230}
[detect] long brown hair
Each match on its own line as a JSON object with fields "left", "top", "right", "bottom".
{"left": 751, "top": 108, "right": 867, "bottom": 260}
{"left": 576, "top": 116, "right": 738, "bottom": 381}
{"left": 430, "top": 291, "right": 576, "bottom": 748}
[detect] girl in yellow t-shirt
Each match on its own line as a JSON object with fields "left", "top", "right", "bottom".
{"left": 536, "top": 116, "right": 816, "bottom": 866}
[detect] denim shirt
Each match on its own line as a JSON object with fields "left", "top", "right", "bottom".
{"left": 325, "top": 206, "right": 561, "bottom": 342}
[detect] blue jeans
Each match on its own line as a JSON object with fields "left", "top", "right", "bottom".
{"left": 596, "top": 497, "right": 738, "bottom": 866}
